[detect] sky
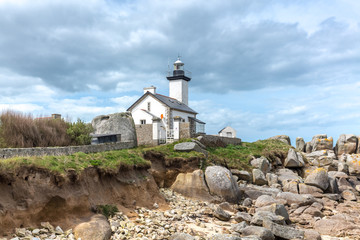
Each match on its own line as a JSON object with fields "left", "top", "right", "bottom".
{"left": 0, "top": 0, "right": 360, "bottom": 144}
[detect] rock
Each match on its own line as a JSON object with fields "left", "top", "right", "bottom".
{"left": 209, "top": 234, "right": 242, "bottom": 240}
{"left": 254, "top": 195, "right": 278, "bottom": 208}
{"left": 74, "top": 214, "right": 111, "bottom": 240}
{"left": 282, "top": 180, "right": 299, "bottom": 194}
{"left": 170, "top": 233, "right": 195, "bottom": 240}
{"left": 214, "top": 206, "right": 231, "bottom": 221}
{"left": 305, "top": 142, "right": 312, "bottom": 153}
{"left": 241, "top": 226, "right": 275, "bottom": 240}
{"left": 40, "top": 222, "right": 55, "bottom": 232}
{"left": 335, "top": 134, "right": 358, "bottom": 156}
{"left": 231, "top": 221, "right": 248, "bottom": 233}
{"left": 268, "top": 135, "right": 291, "bottom": 145}
{"left": 314, "top": 218, "right": 353, "bottom": 235}
{"left": 231, "top": 169, "right": 252, "bottom": 182}
{"left": 304, "top": 168, "right": 329, "bottom": 191}
{"left": 234, "top": 212, "right": 252, "bottom": 223}
{"left": 251, "top": 211, "right": 285, "bottom": 226}
{"left": 219, "top": 202, "right": 236, "bottom": 213}
{"left": 341, "top": 190, "right": 357, "bottom": 201}
{"left": 298, "top": 183, "right": 323, "bottom": 195}
{"left": 310, "top": 134, "right": 333, "bottom": 151}
{"left": 251, "top": 157, "right": 271, "bottom": 174}
{"left": 305, "top": 150, "right": 336, "bottom": 167}
{"left": 336, "top": 176, "right": 353, "bottom": 192}
{"left": 174, "top": 142, "right": 207, "bottom": 155}
{"left": 328, "top": 171, "right": 349, "bottom": 179}
{"left": 276, "top": 192, "right": 315, "bottom": 206}
{"left": 241, "top": 185, "right": 281, "bottom": 200}
{"left": 256, "top": 203, "right": 289, "bottom": 222}
{"left": 91, "top": 112, "right": 137, "bottom": 143}
{"left": 266, "top": 173, "right": 278, "bottom": 186}
{"left": 304, "top": 229, "right": 321, "bottom": 240}
{"left": 275, "top": 168, "right": 301, "bottom": 183}
{"left": 325, "top": 176, "right": 339, "bottom": 194}
{"left": 284, "top": 149, "right": 305, "bottom": 168}
{"left": 252, "top": 169, "right": 267, "bottom": 186}
{"left": 262, "top": 219, "right": 304, "bottom": 240}
{"left": 171, "top": 170, "right": 213, "bottom": 201}
{"left": 242, "top": 198, "right": 253, "bottom": 207}
{"left": 346, "top": 154, "right": 360, "bottom": 175}
{"left": 338, "top": 160, "right": 349, "bottom": 173}
{"left": 296, "top": 137, "right": 306, "bottom": 152}
{"left": 205, "top": 166, "right": 241, "bottom": 203}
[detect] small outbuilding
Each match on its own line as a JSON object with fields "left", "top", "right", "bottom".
{"left": 218, "top": 126, "right": 236, "bottom": 138}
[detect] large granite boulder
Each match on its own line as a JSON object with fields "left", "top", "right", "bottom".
{"left": 346, "top": 154, "right": 360, "bottom": 175}
{"left": 241, "top": 226, "right": 275, "bottom": 240}
{"left": 252, "top": 169, "right": 267, "bottom": 186}
{"left": 74, "top": 215, "right": 111, "bottom": 240}
{"left": 251, "top": 211, "right": 285, "bottom": 226}
{"left": 296, "top": 137, "right": 306, "bottom": 152}
{"left": 251, "top": 157, "right": 271, "bottom": 173}
{"left": 174, "top": 142, "right": 207, "bottom": 155}
{"left": 284, "top": 148, "right": 305, "bottom": 168}
{"left": 171, "top": 170, "right": 213, "bottom": 201}
{"left": 268, "top": 135, "right": 291, "bottom": 145}
{"left": 305, "top": 150, "right": 336, "bottom": 167}
{"left": 92, "top": 112, "right": 137, "bottom": 143}
{"left": 276, "top": 192, "right": 315, "bottom": 206}
{"left": 205, "top": 166, "right": 241, "bottom": 203}
{"left": 335, "top": 134, "right": 358, "bottom": 156}
{"left": 254, "top": 195, "right": 278, "bottom": 208}
{"left": 262, "top": 219, "right": 304, "bottom": 240}
{"left": 256, "top": 203, "right": 289, "bottom": 222}
{"left": 309, "top": 134, "right": 333, "bottom": 151}
{"left": 304, "top": 168, "right": 329, "bottom": 191}
{"left": 275, "top": 168, "right": 301, "bottom": 184}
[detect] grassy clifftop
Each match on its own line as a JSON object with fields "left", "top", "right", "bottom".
{"left": 0, "top": 139, "right": 291, "bottom": 174}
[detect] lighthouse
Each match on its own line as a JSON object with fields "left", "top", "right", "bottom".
{"left": 166, "top": 57, "right": 191, "bottom": 106}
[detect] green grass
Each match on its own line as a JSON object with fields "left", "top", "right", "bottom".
{"left": 0, "top": 148, "right": 151, "bottom": 174}
{"left": 0, "top": 139, "right": 291, "bottom": 175}
{"left": 207, "top": 139, "right": 292, "bottom": 170}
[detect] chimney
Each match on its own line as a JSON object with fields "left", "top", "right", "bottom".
{"left": 143, "top": 86, "right": 156, "bottom": 95}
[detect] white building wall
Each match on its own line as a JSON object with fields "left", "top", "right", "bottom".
{"left": 169, "top": 80, "right": 189, "bottom": 105}
{"left": 219, "top": 126, "right": 236, "bottom": 138}
{"left": 131, "top": 95, "right": 167, "bottom": 126}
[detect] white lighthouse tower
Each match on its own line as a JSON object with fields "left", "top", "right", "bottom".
{"left": 167, "top": 57, "right": 191, "bottom": 106}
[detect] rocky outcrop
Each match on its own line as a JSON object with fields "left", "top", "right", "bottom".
{"left": 205, "top": 166, "right": 241, "bottom": 203}
{"left": 91, "top": 112, "right": 137, "bottom": 143}
{"left": 284, "top": 148, "right": 304, "bottom": 168}
{"left": 304, "top": 168, "right": 329, "bottom": 191}
{"left": 197, "top": 135, "right": 242, "bottom": 148}
{"left": 268, "top": 135, "right": 291, "bottom": 145}
{"left": 309, "top": 134, "right": 333, "bottom": 151}
{"left": 335, "top": 134, "right": 358, "bottom": 156}
{"left": 170, "top": 170, "right": 213, "bottom": 201}
{"left": 296, "top": 137, "right": 305, "bottom": 152}
{"left": 174, "top": 142, "right": 207, "bottom": 156}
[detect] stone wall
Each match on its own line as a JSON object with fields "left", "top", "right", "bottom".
{"left": 135, "top": 124, "right": 155, "bottom": 146}
{"left": 0, "top": 141, "right": 136, "bottom": 159}
{"left": 180, "top": 122, "right": 191, "bottom": 139}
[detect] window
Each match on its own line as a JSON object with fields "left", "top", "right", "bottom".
{"left": 140, "top": 119, "right": 146, "bottom": 124}
{"left": 226, "top": 132, "right": 233, "bottom": 138}
{"left": 147, "top": 102, "right": 151, "bottom": 111}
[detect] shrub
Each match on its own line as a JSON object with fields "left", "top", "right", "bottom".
{"left": 95, "top": 204, "right": 119, "bottom": 218}
{"left": 66, "top": 119, "right": 93, "bottom": 145}
{"left": 0, "top": 110, "right": 71, "bottom": 148}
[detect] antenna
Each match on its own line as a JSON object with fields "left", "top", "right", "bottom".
{"left": 167, "top": 57, "right": 170, "bottom": 71}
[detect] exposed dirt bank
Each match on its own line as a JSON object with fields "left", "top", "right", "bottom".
{"left": 0, "top": 165, "right": 166, "bottom": 236}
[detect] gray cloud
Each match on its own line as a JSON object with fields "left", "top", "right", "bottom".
{"left": 0, "top": 0, "right": 359, "bottom": 95}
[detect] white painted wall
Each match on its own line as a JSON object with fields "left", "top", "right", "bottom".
{"left": 219, "top": 126, "right": 237, "bottom": 138}
{"left": 169, "top": 80, "right": 189, "bottom": 105}
{"left": 131, "top": 95, "right": 167, "bottom": 126}
{"left": 172, "top": 110, "right": 196, "bottom": 122}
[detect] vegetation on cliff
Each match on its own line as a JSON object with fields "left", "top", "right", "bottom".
{"left": 0, "top": 138, "right": 290, "bottom": 174}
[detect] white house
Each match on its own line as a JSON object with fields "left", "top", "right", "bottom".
{"left": 218, "top": 126, "right": 236, "bottom": 138}
{"left": 127, "top": 58, "right": 205, "bottom": 145}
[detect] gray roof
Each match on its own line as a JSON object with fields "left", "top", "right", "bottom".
{"left": 154, "top": 94, "right": 198, "bottom": 114}
{"left": 127, "top": 92, "right": 198, "bottom": 114}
